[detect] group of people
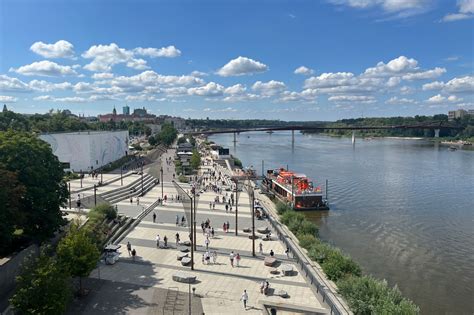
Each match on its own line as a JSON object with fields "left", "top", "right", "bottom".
{"left": 202, "top": 250, "right": 218, "bottom": 264}
{"left": 229, "top": 251, "right": 242, "bottom": 267}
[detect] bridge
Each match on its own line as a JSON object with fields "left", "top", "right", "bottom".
{"left": 185, "top": 122, "right": 462, "bottom": 145}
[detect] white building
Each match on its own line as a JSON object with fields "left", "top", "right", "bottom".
{"left": 39, "top": 130, "right": 129, "bottom": 172}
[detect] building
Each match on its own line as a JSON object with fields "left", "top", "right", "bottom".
{"left": 164, "top": 116, "right": 186, "bottom": 130}
{"left": 448, "top": 109, "right": 468, "bottom": 121}
{"left": 39, "top": 130, "right": 129, "bottom": 172}
{"left": 146, "top": 123, "right": 162, "bottom": 135}
{"left": 98, "top": 106, "right": 156, "bottom": 123}
{"left": 123, "top": 105, "right": 130, "bottom": 115}
{"left": 210, "top": 145, "right": 230, "bottom": 159}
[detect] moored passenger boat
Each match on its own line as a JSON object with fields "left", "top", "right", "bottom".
{"left": 263, "top": 168, "right": 329, "bottom": 210}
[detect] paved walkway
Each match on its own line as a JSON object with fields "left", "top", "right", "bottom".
{"left": 74, "top": 148, "right": 328, "bottom": 314}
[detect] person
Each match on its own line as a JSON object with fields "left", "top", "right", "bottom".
{"left": 136, "top": 197, "right": 140, "bottom": 205}
{"left": 259, "top": 242, "right": 263, "bottom": 255}
{"left": 163, "top": 235, "right": 168, "bottom": 248}
{"left": 211, "top": 227, "right": 215, "bottom": 238}
{"left": 264, "top": 281, "right": 270, "bottom": 295}
{"left": 270, "top": 249, "right": 274, "bottom": 257}
{"left": 212, "top": 250, "right": 217, "bottom": 264}
{"left": 131, "top": 248, "right": 136, "bottom": 261}
{"left": 205, "top": 251, "right": 211, "bottom": 264}
{"left": 153, "top": 212, "right": 156, "bottom": 223}
{"left": 223, "top": 222, "right": 227, "bottom": 233}
{"left": 225, "top": 204, "right": 229, "bottom": 213}
{"left": 229, "top": 251, "right": 235, "bottom": 267}
{"left": 175, "top": 232, "right": 180, "bottom": 246}
{"left": 209, "top": 202, "right": 212, "bottom": 210}
{"left": 130, "top": 197, "right": 133, "bottom": 203}
{"left": 156, "top": 234, "right": 160, "bottom": 248}
{"left": 236, "top": 253, "right": 241, "bottom": 267}
{"left": 176, "top": 214, "right": 179, "bottom": 226}
{"left": 260, "top": 280, "right": 265, "bottom": 294}
{"left": 212, "top": 202, "right": 215, "bottom": 210}
{"left": 205, "top": 237, "right": 210, "bottom": 250}
{"left": 285, "top": 247, "right": 290, "bottom": 258}
{"left": 226, "top": 221, "right": 230, "bottom": 232}
{"left": 240, "top": 290, "right": 248, "bottom": 310}
{"left": 127, "top": 241, "right": 132, "bottom": 256}
{"left": 181, "top": 216, "right": 186, "bottom": 226}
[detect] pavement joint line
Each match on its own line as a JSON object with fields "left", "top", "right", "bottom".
{"left": 116, "top": 260, "right": 308, "bottom": 288}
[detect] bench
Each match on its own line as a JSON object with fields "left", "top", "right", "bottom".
{"left": 172, "top": 272, "right": 196, "bottom": 283}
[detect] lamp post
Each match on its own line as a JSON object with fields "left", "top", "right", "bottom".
{"left": 160, "top": 166, "right": 164, "bottom": 199}
{"left": 94, "top": 184, "right": 97, "bottom": 206}
{"left": 80, "top": 170, "right": 83, "bottom": 188}
{"left": 173, "top": 180, "right": 194, "bottom": 271}
{"left": 250, "top": 186, "right": 255, "bottom": 256}
{"left": 120, "top": 166, "right": 123, "bottom": 186}
{"left": 192, "top": 186, "right": 197, "bottom": 251}
{"left": 141, "top": 161, "right": 144, "bottom": 196}
{"left": 234, "top": 179, "right": 238, "bottom": 236}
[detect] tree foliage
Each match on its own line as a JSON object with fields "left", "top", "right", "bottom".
{"left": 0, "top": 168, "right": 26, "bottom": 255}
{"left": 337, "top": 276, "right": 420, "bottom": 315}
{"left": 190, "top": 149, "right": 201, "bottom": 170}
{"left": 148, "top": 123, "right": 177, "bottom": 147}
{"left": 0, "top": 131, "right": 68, "bottom": 243}
{"left": 57, "top": 225, "right": 100, "bottom": 293}
{"left": 10, "top": 247, "right": 72, "bottom": 315}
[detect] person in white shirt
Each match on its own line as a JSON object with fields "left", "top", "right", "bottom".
{"left": 240, "top": 290, "right": 249, "bottom": 309}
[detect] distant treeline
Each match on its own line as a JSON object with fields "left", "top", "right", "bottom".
{"left": 186, "top": 118, "right": 326, "bottom": 129}
{"left": 302, "top": 115, "right": 473, "bottom": 139}
{"left": 0, "top": 110, "right": 151, "bottom": 136}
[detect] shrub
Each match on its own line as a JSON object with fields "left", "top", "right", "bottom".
{"left": 307, "top": 242, "right": 333, "bottom": 264}
{"left": 94, "top": 203, "right": 117, "bottom": 220}
{"left": 233, "top": 157, "right": 242, "bottom": 168}
{"left": 276, "top": 201, "right": 290, "bottom": 215}
{"left": 297, "top": 233, "right": 319, "bottom": 250}
{"left": 280, "top": 210, "right": 318, "bottom": 236}
{"left": 337, "top": 276, "right": 420, "bottom": 315}
{"left": 178, "top": 175, "right": 189, "bottom": 183}
{"left": 322, "top": 250, "right": 361, "bottom": 281}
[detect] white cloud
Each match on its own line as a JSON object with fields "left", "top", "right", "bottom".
{"left": 188, "top": 82, "right": 224, "bottom": 97}
{"left": 134, "top": 46, "right": 181, "bottom": 58}
{"left": 82, "top": 43, "right": 134, "bottom": 72}
{"left": 0, "top": 75, "right": 32, "bottom": 92}
{"left": 426, "top": 94, "right": 464, "bottom": 104}
{"left": 277, "top": 89, "right": 318, "bottom": 103}
{"left": 442, "top": 0, "right": 474, "bottom": 22}
{"left": 10, "top": 60, "right": 78, "bottom": 77}
{"left": 190, "top": 71, "right": 208, "bottom": 77}
{"left": 252, "top": 80, "right": 286, "bottom": 96}
{"left": 328, "top": 95, "right": 376, "bottom": 103}
{"left": 363, "top": 56, "right": 418, "bottom": 77}
{"left": 386, "top": 77, "right": 401, "bottom": 87}
{"left": 126, "top": 58, "right": 149, "bottom": 70}
{"left": 294, "top": 66, "right": 314, "bottom": 75}
{"left": 217, "top": 56, "right": 268, "bottom": 77}
{"left": 224, "top": 84, "right": 247, "bottom": 95}
{"left": 92, "top": 72, "right": 114, "bottom": 80}
{"left": 400, "top": 86, "right": 415, "bottom": 94}
{"left": 422, "top": 76, "right": 474, "bottom": 94}
{"left": 385, "top": 96, "right": 417, "bottom": 105}
{"left": 328, "top": 0, "right": 430, "bottom": 17}
{"left": 0, "top": 95, "right": 18, "bottom": 103}
{"left": 304, "top": 72, "right": 356, "bottom": 88}
{"left": 29, "top": 80, "right": 72, "bottom": 92}
{"left": 33, "top": 95, "right": 88, "bottom": 103}
{"left": 402, "top": 67, "right": 446, "bottom": 80}
{"left": 30, "top": 40, "right": 75, "bottom": 59}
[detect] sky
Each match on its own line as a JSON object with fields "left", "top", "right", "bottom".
{"left": 0, "top": 0, "right": 473, "bottom": 121}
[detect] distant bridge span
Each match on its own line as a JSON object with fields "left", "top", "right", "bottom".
{"left": 186, "top": 123, "right": 462, "bottom": 136}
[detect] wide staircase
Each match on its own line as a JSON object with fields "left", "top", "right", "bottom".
{"left": 101, "top": 173, "right": 157, "bottom": 204}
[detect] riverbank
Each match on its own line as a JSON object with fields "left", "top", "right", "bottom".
{"left": 206, "top": 137, "right": 420, "bottom": 314}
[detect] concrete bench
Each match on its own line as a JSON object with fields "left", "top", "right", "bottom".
{"left": 264, "top": 256, "right": 277, "bottom": 267}
{"left": 177, "top": 252, "right": 189, "bottom": 261}
{"left": 178, "top": 246, "right": 190, "bottom": 253}
{"left": 274, "top": 289, "right": 289, "bottom": 298}
{"left": 257, "top": 227, "right": 270, "bottom": 234}
{"left": 180, "top": 241, "right": 191, "bottom": 247}
{"left": 181, "top": 257, "right": 192, "bottom": 266}
{"left": 172, "top": 272, "right": 196, "bottom": 283}
{"left": 243, "top": 228, "right": 251, "bottom": 233}
{"left": 281, "top": 264, "right": 294, "bottom": 276}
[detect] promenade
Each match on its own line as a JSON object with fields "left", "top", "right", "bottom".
{"left": 67, "top": 148, "right": 329, "bottom": 315}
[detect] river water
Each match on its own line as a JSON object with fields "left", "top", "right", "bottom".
{"left": 210, "top": 131, "right": 474, "bottom": 315}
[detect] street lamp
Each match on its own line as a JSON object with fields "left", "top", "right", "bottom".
{"left": 160, "top": 165, "right": 164, "bottom": 199}
{"left": 173, "top": 180, "right": 195, "bottom": 271}
{"left": 141, "top": 160, "right": 144, "bottom": 196}
{"left": 234, "top": 178, "right": 239, "bottom": 236}
{"left": 94, "top": 184, "right": 97, "bottom": 206}
{"left": 120, "top": 166, "right": 123, "bottom": 186}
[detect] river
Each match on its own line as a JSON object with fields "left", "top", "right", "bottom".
{"left": 209, "top": 131, "right": 474, "bottom": 315}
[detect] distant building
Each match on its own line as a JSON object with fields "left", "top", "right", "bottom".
{"left": 146, "top": 123, "right": 162, "bottom": 135}
{"left": 164, "top": 116, "right": 186, "bottom": 130}
{"left": 123, "top": 105, "right": 130, "bottom": 116}
{"left": 99, "top": 106, "right": 156, "bottom": 123}
{"left": 448, "top": 109, "right": 468, "bottom": 121}
{"left": 39, "top": 130, "right": 129, "bottom": 172}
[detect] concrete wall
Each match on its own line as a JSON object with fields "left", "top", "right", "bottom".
{"left": 0, "top": 245, "right": 39, "bottom": 303}
{"left": 40, "top": 131, "right": 129, "bottom": 172}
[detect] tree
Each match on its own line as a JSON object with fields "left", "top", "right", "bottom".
{"left": 57, "top": 225, "right": 100, "bottom": 294}
{"left": 0, "top": 168, "right": 26, "bottom": 255}
{"left": 0, "top": 131, "right": 68, "bottom": 242}
{"left": 190, "top": 149, "right": 201, "bottom": 170}
{"left": 10, "top": 247, "right": 72, "bottom": 315}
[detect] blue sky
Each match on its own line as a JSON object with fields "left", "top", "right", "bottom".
{"left": 0, "top": 0, "right": 473, "bottom": 121}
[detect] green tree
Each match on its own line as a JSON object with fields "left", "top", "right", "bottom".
{"left": 10, "top": 247, "right": 72, "bottom": 315}
{"left": 0, "top": 168, "right": 26, "bottom": 255}
{"left": 157, "top": 123, "right": 178, "bottom": 146}
{"left": 57, "top": 225, "right": 100, "bottom": 294}
{"left": 0, "top": 131, "right": 68, "bottom": 242}
{"left": 190, "top": 149, "right": 201, "bottom": 170}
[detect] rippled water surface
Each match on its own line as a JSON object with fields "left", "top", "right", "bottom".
{"left": 210, "top": 132, "right": 474, "bottom": 315}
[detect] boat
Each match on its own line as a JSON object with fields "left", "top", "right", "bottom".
{"left": 449, "top": 146, "right": 457, "bottom": 151}
{"left": 262, "top": 168, "right": 329, "bottom": 210}
{"left": 266, "top": 131, "right": 274, "bottom": 134}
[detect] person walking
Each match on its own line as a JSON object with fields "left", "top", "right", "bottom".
{"left": 205, "top": 237, "right": 210, "bottom": 250}
{"left": 285, "top": 247, "right": 290, "bottom": 258}
{"left": 229, "top": 251, "right": 235, "bottom": 267}
{"left": 259, "top": 242, "right": 263, "bottom": 255}
{"left": 152, "top": 212, "right": 156, "bottom": 223}
{"left": 176, "top": 214, "right": 179, "bottom": 226}
{"left": 209, "top": 202, "right": 212, "bottom": 210}
{"left": 163, "top": 235, "right": 168, "bottom": 248}
{"left": 211, "top": 227, "right": 215, "bottom": 238}
{"left": 236, "top": 253, "right": 241, "bottom": 267}
{"left": 127, "top": 241, "right": 132, "bottom": 256}
{"left": 226, "top": 221, "right": 230, "bottom": 233}
{"left": 240, "top": 290, "right": 249, "bottom": 310}
{"left": 225, "top": 204, "right": 228, "bottom": 213}
{"left": 131, "top": 248, "right": 136, "bottom": 261}
{"left": 270, "top": 249, "right": 274, "bottom": 257}
{"left": 156, "top": 234, "right": 160, "bottom": 248}
{"left": 223, "top": 222, "right": 226, "bottom": 233}
{"left": 175, "top": 232, "right": 180, "bottom": 246}
{"left": 136, "top": 197, "right": 140, "bottom": 205}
